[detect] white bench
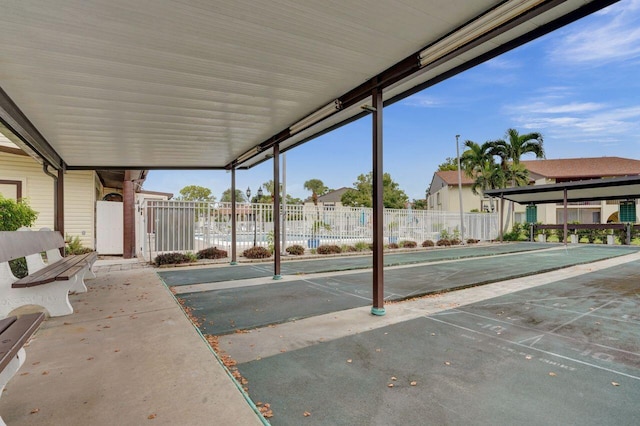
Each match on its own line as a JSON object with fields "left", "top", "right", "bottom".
{"left": 0, "top": 229, "right": 97, "bottom": 318}
{"left": 0, "top": 312, "right": 44, "bottom": 426}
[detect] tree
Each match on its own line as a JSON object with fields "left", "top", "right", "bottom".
{"left": 437, "top": 157, "right": 458, "bottom": 171}
{"left": 487, "top": 128, "right": 545, "bottom": 236}
{"left": 177, "top": 185, "right": 215, "bottom": 202}
{"left": 220, "top": 188, "right": 246, "bottom": 203}
{"left": 303, "top": 179, "right": 329, "bottom": 198}
{"left": 341, "top": 172, "right": 409, "bottom": 209}
{"left": 0, "top": 196, "right": 38, "bottom": 231}
{"left": 412, "top": 199, "right": 428, "bottom": 210}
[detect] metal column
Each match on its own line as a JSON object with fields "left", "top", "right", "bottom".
{"left": 563, "top": 188, "right": 568, "bottom": 245}
{"left": 371, "top": 87, "right": 385, "bottom": 316}
{"left": 55, "top": 168, "right": 64, "bottom": 238}
{"left": 230, "top": 167, "right": 237, "bottom": 265}
{"left": 273, "top": 143, "right": 282, "bottom": 279}
{"left": 123, "top": 171, "right": 135, "bottom": 259}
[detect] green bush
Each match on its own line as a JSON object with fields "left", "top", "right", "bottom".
{"left": 354, "top": 241, "right": 370, "bottom": 252}
{"left": 450, "top": 238, "right": 461, "bottom": 245}
{"left": 65, "top": 234, "right": 94, "bottom": 255}
{"left": 154, "top": 252, "right": 195, "bottom": 266}
{"left": 197, "top": 247, "right": 228, "bottom": 259}
{"left": 1, "top": 196, "right": 39, "bottom": 278}
{"left": 399, "top": 240, "right": 417, "bottom": 248}
{"left": 466, "top": 238, "right": 479, "bottom": 244}
{"left": 0, "top": 196, "right": 38, "bottom": 231}
{"left": 341, "top": 245, "right": 358, "bottom": 253}
{"left": 387, "top": 243, "right": 399, "bottom": 249}
{"left": 317, "top": 244, "right": 342, "bottom": 255}
{"left": 436, "top": 239, "right": 451, "bottom": 246}
{"left": 243, "top": 246, "right": 272, "bottom": 259}
{"left": 9, "top": 258, "right": 28, "bottom": 279}
{"left": 422, "top": 240, "right": 434, "bottom": 247}
{"left": 286, "top": 245, "right": 305, "bottom": 255}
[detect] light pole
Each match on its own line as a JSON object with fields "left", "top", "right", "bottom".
{"left": 456, "top": 134, "right": 465, "bottom": 244}
{"left": 246, "top": 186, "right": 263, "bottom": 247}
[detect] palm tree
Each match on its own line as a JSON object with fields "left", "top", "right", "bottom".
{"left": 460, "top": 140, "right": 494, "bottom": 179}
{"left": 488, "top": 128, "right": 545, "bottom": 236}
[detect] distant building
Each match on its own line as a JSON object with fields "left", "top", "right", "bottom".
{"left": 304, "top": 187, "right": 351, "bottom": 208}
{"left": 427, "top": 157, "right": 640, "bottom": 225}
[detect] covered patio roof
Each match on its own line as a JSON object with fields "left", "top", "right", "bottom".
{"left": 0, "top": 0, "right": 617, "bottom": 171}
{"left": 484, "top": 175, "right": 640, "bottom": 204}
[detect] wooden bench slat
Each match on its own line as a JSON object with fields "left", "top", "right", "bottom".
{"left": 0, "top": 317, "right": 17, "bottom": 336}
{"left": 57, "top": 265, "right": 86, "bottom": 281}
{"left": 0, "top": 312, "right": 45, "bottom": 372}
{"left": 13, "top": 254, "right": 96, "bottom": 288}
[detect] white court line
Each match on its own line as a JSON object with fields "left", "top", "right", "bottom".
{"left": 549, "top": 300, "right": 616, "bottom": 333}
{"left": 446, "top": 308, "right": 640, "bottom": 358}
{"left": 219, "top": 251, "right": 640, "bottom": 363}
{"left": 172, "top": 245, "right": 569, "bottom": 294}
{"left": 426, "top": 315, "right": 640, "bottom": 381}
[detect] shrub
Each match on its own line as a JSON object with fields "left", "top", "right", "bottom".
{"left": 317, "top": 244, "right": 342, "bottom": 255}
{"left": 387, "top": 243, "right": 399, "bottom": 249}
{"left": 286, "top": 245, "right": 305, "bottom": 255}
{"left": 154, "top": 252, "right": 195, "bottom": 266}
{"left": 399, "top": 240, "right": 417, "bottom": 248}
{"left": 65, "top": 234, "right": 94, "bottom": 255}
{"left": 466, "top": 238, "right": 479, "bottom": 244}
{"left": 450, "top": 238, "right": 461, "bottom": 245}
{"left": 354, "top": 241, "right": 370, "bottom": 251}
{"left": 197, "top": 247, "right": 228, "bottom": 259}
{"left": 422, "top": 240, "right": 435, "bottom": 247}
{"left": 341, "top": 245, "right": 358, "bottom": 253}
{"left": 0, "top": 196, "right": 38, "bottom": 231}
{"left": 436, "top": 239, "right": 451, "bottom": 246}
{"left": 9, "top": 257, "right": 28, "bottom": 279}
{"left": 243, "top": 246, "right": 272, "bottom": 259}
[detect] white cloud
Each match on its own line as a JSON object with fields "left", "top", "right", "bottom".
{"left": 550, "top": 1, "right": 640, "bottom": 65}
{"left": 402, "top": 95, "right": 441, "bottom": 108}
{"left": 507, "top": 95, "right": 640, "bottom": 147}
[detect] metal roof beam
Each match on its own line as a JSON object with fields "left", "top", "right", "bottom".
{"left": 0, "top": 86, "right": 64, "bottom": 170}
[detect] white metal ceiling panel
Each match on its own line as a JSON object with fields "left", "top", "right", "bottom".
{"left": 0, "top": 0, "right": 607, "bottom": 169}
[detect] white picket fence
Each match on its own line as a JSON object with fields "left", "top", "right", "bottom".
{"left": 138, "top": 200, "right": 499, "bottom": 260}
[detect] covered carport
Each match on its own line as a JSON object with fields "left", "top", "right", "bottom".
{"left": 0, "top": 0, "right": 619, "bottom": 315}
{"left": 485, "top": 175, "right": 640, "bottom": 243}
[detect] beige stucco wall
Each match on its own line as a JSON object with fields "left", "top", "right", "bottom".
{"left": 0, "top": 151, "right": 97, "bottom": 249}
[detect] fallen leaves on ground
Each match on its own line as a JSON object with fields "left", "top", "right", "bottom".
{"left": 549, "top": 372, "right": 557, "bottom": 377}
{"left": 387, "top": 383, "right": 394, "bottom": 388}
{"left": 41, "top": 371, "right": 49, "bottom": 375}
{"left": 148, "top": 413, "right": 157, "bottom": 419}
{"left": 30, "top": 408, "right": 39, "bottom": 414}
{"left": 347, "top": 359, "right": 352, "bottom": 363}
{"left": 303, "top": 411, "right": 311, "bottom": 417}
{"left": 410, "top": 381, "right": 417, "bottom": 386}
{"left": 612, "top": 382, "right": 620, "bottom": 386}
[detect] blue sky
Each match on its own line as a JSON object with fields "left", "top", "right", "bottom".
{"left": 143, "top": 1, "right": 640, "bottom": 202}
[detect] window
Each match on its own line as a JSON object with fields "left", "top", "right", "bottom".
{"left": 0, "top": 179, "right": 22, "bottom": 201}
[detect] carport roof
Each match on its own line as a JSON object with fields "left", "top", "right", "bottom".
{"left": 484, "top": 175, "right": 640, "bottom": 204}
{"left": 0, "top": 0, "right": 617, "bottom": 171}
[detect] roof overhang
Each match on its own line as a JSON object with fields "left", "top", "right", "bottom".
{"left": 0, "top": 0, "right": 618, "bottom": 171}
{"left": 484, "top": 175, "right": 640, "bottom": 204}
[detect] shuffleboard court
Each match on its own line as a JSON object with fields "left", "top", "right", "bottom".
{"left": 159, "top": 242, "right": 557, "bottom": 286}
{"left": 177, "top": 245, "right": 639, "bottom": 335}
{"left": 236, "top": 260, "right": 640, "bottom": 425}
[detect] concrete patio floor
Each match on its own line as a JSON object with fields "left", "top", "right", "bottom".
{"left": 0, "top": 260, "right": 263, "bottom": 426}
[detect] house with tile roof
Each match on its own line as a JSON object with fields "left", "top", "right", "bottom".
{"left": 427, "top": 157, "right": 640, "bottom": 226}
{"left": 303, "top": 187, "right": 351, "bottom": 207}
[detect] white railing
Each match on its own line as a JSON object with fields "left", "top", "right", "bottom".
{"left": 138, "top": 201, "right": 499, "bottom": 260}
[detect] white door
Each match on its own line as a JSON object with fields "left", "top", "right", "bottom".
{"left": 96, "top": 201, "right": 123, "bottom": 254}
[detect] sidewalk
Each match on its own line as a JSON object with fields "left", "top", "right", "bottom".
{"left": 0, "top": 260, "right": 263, "bottom": 426}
